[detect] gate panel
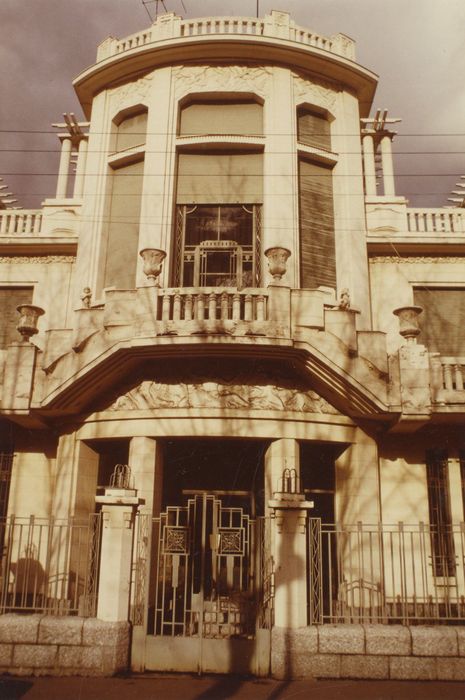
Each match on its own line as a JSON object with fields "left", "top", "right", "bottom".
{"left": 133, "top": 494, "right": 271, "bottom": 674}
{"left": 153, "top": 494, "right": 257, "bottom": 639}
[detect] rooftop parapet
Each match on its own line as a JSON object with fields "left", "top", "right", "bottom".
{"left": 96, "top": 11, "right": 356, "bottom": 62}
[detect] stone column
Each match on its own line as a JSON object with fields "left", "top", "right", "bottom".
{"left": 380, "top": 134, "right": 395, "bottom": 196}
{"left": 362, "top": 132, "right": 377, "bottom": 196}
{"left": 73, "top": 136, "right": 88, "bottom": 198}
{"left": 56, "top": 137, "right": 73, "bottom": 198}
{"left": 95, "top": 490, "right": 143, "bottom": 621}
{"left": 128, "top": 437, "right": 163, "bottom": 516}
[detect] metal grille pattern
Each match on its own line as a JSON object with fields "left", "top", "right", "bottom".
{"left": 0, "top": 453, "right": 13, "bottom": 521}
{"left": 0, "top": 515, "right": 101, "bottom": 616}
{"left": 308, "top": 517, "right": 323, "bottom": 624}
{"left": 131, "top": 513, "right": 151, "bottom": 626}
{"left": 257, "top": 516, "right": 274, "bottom": 630}
{"left": 308, "top": 521, "right": 465, "bottom": 625}
{"left": 152, "top": 495, "right": 259, "bottom": 639}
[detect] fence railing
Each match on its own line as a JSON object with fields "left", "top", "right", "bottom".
{"left": 309, "top": 520, "right": 465, "bottom": 625}
{"left": 0, "top": 210, "right": 43, "bottom": 235}
{"left": 156, "top": 287, "right": 268, "bottom": 323}
{"left": 0, "top": 515, "right": 101, "bottom": 616}
{"left": 406, "top": 208, "right": 465, "bottom": 234}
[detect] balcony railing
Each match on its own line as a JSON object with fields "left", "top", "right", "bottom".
{"left": 105, "top": 12, "right": 354, "bottom": 60}
{"left": 437, "top": 358, "right": 465, "bottom": 391}
{"left": 0, "top": 515, "right": 101, "bottom": 616}
{"left": 309, "top": 520, "right": 465, "bottom": 625}
{"left": 407, "top": 208, "right": 465, "bottom": 234}
{"left": 156, "top": 287, "right": 268, "bottom": 323}
{"left": 0, "top": 210, "right": 43, "bottom": 235}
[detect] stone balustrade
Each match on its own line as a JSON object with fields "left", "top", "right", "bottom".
{"left": 0, "top": 210, "right": 43, "bottom": 235}
{"left": 157, "top": 287, "right": 268, "bottom": 323}
{"left": 105, "top": 12, "right": 354, "bottom": 61}
{"left": 436, "top": 357, "right": 465, "bottom": 391}
{"left": 407, "top": 208, "right": 465, "bottom": 234}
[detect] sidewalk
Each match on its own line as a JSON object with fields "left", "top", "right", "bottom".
{"left": 2, "top": 675, "right": 465, "bottom": 700}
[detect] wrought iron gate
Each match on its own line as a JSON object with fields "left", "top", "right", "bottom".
{"left": 132, "top": 493, "right": 272, "bottom": 674}
{"left": 152, "top": 493, "right": 258, "bottom": 639}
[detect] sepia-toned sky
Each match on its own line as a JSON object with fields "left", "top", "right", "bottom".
{"left": 1, "top": 0, "right": 464, "bottom": 208}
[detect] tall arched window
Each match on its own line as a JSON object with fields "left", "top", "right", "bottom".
{"left": 103, "top": 108, "right": 148, "bottom": 290}
{"left": 173, "top": 99, "right": 263, "bottom": 288}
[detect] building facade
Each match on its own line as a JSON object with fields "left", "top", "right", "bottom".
{"left": 1, "top": 11, "right": 465, "bottom": 679}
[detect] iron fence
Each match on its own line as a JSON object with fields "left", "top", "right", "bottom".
{"left": 0, "top": 514, "right": 101, "bottom": 616}
{"left": 308, "top": 520, "right": 465, "bottom": 625}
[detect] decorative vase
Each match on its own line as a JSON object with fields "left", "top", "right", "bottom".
{"left": 139, "top": 248, "right": 166, "bottom": 286}
{"left": 264, "top": 247, "right": 291, "bottom": 284}
{"left": 393, "top": 305, "right": 423, "bottom": 343}
{"left": 16, "top": 304, "right": 45, "bottom": 342}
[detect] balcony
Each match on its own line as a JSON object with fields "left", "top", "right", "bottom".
{"left": 366, "top": 199, "right": 465, "bottom": 254}
{"left": 0, "top": 205, "right": 79, "bottom": 253}
{"left": 0, "top": 210, "right": 43, "bottom": 236}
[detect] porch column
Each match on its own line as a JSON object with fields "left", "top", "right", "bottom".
{"left": 56, "top": 136, "right": 72, "bottom": 198}
{"left": 265, "top": 439, "right": 310, "bottom": 629}
{"left": 73, "top": 136, "right": 88, "bottom": 198}
{"left": 128, "top": 436, "right": 163, "bottom": 516}
{"left": 362, "top": 132, "right": 377, "bottom": 196}
{"left": 380, "top": 133, "right": 395, "bottom": 196}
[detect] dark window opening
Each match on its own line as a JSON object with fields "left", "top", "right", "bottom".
{"left": 413, "top": 288, "right": 465, "bottom": 355}
{"left": 426, "top": 449, "right": 455, "bottom": 577}
{"left": 174, "top": 204, "right": 261, "bottom": 288}
{"left": 162, "top": 438, "right": 267, "bottom": 516}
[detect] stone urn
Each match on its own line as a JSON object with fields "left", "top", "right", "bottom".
{"left": 265, "top": 247, "right": 291, "bottom": 284}
{"left": 393, "top": 305, "right": 423, "bottom": 343}
{"left": 16, "top": 304, "right": 45, "bottom": 342}
{"left": 139, "top": 248, "right": 166, "bottom": 286}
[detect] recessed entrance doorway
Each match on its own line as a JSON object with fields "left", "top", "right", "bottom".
{"left": 138, "top": 438, "right": 271, "bottom": 675}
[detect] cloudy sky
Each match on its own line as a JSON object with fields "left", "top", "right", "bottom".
{"left": 1, "top": 0, "right": 464, "bottom": 208}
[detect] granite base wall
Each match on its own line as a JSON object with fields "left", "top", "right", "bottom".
{"left": 272, "top": 625, "right": 465, "bottom": 681}
{"left": 0, "top": 615, "right": 130, "bottom": 677}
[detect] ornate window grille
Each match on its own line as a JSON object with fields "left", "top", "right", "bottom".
{"left": 173, "top": 204, "right": 261, "bottom": 288}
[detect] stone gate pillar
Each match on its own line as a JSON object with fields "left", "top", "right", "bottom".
{"left": 95, "top": 468, "right": 144, "bottom": 621}
{"left": 269, "top": 482, "right": 314, "bottom": 628}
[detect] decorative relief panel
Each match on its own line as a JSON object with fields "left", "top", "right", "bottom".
{"left": 107, "top": 378, "right": 339, "bottom": 414}
{"left": 172, "top": 65, "right": 272, "bottom": 99}
{"left": 108, "top": 74, "right": 153, "bottom": 114}
{"left": 293, "top": 73, "right": 338, "bottom": 112}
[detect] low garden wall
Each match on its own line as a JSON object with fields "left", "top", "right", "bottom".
{"left": 272, "top": 624, "right": 465, "bottom": 681}
{"left": 0, "top": 615, "right": 129, "bottom": 676}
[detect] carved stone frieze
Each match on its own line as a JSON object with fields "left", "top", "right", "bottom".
{"left": 0, "top": 255, "right": 75, "bottom": 264}
{"left": 107, "top": 379, "right": 339, "bottom": 414}
{"left": 293, "top": 73, "right": 338, "bottom": 111}
{"left": 108, "top": 74, "right": 153, "bottom": 114}
{"left": 370, "top": 256, "right": 465, "bottom": 264}
{"left": 172, "top": 65, "right": 273, "bottom": 98}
